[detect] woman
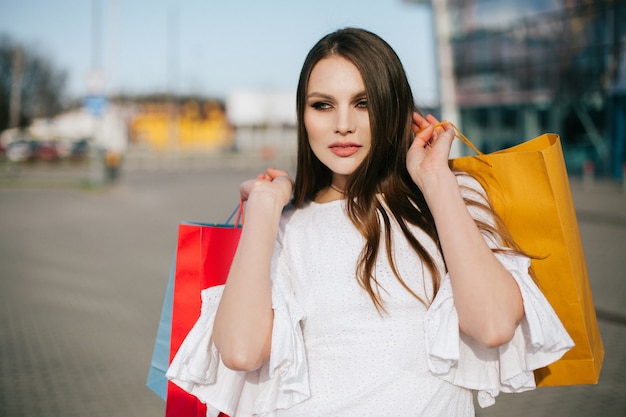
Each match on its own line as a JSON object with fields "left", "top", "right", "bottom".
{"left": 167, "top": 28, "right": 572, "bottom": 416}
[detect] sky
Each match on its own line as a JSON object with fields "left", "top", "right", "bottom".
{"left": 0, "top": 0, "right": 438, "bottom": 105}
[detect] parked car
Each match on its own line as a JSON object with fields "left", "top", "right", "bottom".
{"left": 70, "top": 139, "right": 90, "bottom": 160}
{"left": 36, "top": 141, "right": 61, "bottom": 161}
{"left": 6, "top": 140, "right": 38, "bottom": 162}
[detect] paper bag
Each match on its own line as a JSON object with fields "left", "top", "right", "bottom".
{"left": 450, "top": 132, "right": 604, "bottom": 386}
{"left": 165, "top": 205, "right": 243, "bottom": 417}
{"left": 146, "top": 256, "right": 176, "bottom": 400}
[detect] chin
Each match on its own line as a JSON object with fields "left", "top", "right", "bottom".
{"left": 327, "top": 164, "right": 359, "bottom": 177}
{"left": 323, "top": 156, "right": 365, "bottom": 175}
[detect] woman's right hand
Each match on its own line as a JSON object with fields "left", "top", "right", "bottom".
{"left": 407, "top": 113, "right": 456, "bottom": 194}
{"left": 215, "top": 167, "right": 291, "bottom": 371}
{"left": 240, "top": 167, "right": 293, "bottom": 208}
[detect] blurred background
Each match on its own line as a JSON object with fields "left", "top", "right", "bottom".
{"left": 1, "top": 1, "right": 625, "bottom": 417}
{"left": 0, "top": 0, "right": 624, "bottom": 183}
{"left": 1, "top": 0, "right": 441, "bottom": 186}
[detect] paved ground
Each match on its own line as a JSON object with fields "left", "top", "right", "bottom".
{"left": 0, "top": 159, "right": 624, "bottom": 417}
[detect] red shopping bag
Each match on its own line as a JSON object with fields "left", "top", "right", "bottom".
{"left": 166, "top": 205, "right": 243, "bottom": 417}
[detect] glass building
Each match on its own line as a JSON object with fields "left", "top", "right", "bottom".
{"left": 425, "top": 0, "right": 625, "bottom": 177}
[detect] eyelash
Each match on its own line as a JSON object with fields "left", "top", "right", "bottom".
{"left": 309, "top": 99, "right": 368, "bottom": 110}
{"left": 311, "top": 102, "right": 332, "bottom": 110}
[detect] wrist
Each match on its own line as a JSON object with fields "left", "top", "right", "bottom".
{"left": 248, "top": 188, "right": 288, "bottom": 217}
{"left": 420, "top": 170, "right": 465, "bottom": 218}
{"left": 418, "top": 168, "right": 457, "bottom": 199}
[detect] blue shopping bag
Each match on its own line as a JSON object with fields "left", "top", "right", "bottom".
{"left": 146, "top": 254, "right": 175, "bottom": 400}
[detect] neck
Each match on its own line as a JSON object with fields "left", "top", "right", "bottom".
{"left": 330, "top": 183, "right": 345, "bottom": 194}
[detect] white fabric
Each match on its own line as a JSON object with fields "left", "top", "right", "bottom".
{"left": 167, "top": 177, "right": 573, "bottom": 416}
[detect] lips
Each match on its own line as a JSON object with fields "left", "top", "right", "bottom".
{"left": 329, "top": 142, "right": 361, "bottom": 157}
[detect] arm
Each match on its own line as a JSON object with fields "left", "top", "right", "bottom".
{"left": 212, "top": 168, "right": 293, "bottom": 371}
{"left": 407, "top": 115, "right": 523, "bottom": 347}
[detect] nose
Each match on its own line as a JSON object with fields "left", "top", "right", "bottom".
{"left": 334, "top": 107, "right": 355, "bottom": 135}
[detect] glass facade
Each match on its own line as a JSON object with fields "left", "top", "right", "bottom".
{"left": 446, "top": 0, "right": 625, "bottom": 177}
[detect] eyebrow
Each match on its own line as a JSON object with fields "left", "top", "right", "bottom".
{"left": 306, "top": 90, "right": 367, "bottom": 100}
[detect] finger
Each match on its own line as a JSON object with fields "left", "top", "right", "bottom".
{"left": 414, "top": 124, "right": 435, "bottom": 147}
{"left": 408, "top": 134, "right": 427, "bottom": 157}
{"left": 426, "top": 114, "right": 441, "bottom": 125}
{"left": 267, "top": 168, "right": 295, "bottom": 187}
{"left": 266, "top": 167, "right": 289, "bottom": 178}
{"left": 412, "top": 112, "right": 424, "bottom": 127}
{"left": 430, "top": 123, "right": 456, "bottom": 152}
{"left": 433, "top": 122, "right": 454, "bottom": 138}
{"left": 273, "top": 174, "right": 294, "bottom": 189}
{"left": 412, "top": 112, "right": 432, "bottom": 132}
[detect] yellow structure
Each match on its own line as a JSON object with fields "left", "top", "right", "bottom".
{"left": 130, "top": 99, "right": 234, "bottom": 152}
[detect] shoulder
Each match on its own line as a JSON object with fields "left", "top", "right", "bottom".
{"left": 278, "top": 202, "right": 297, "bottom": 235}
{"left": 454, "top": 171, "right": 490, "bottom": 205}
{"left": 277, "top": 200, "right": 317, "bottom": 237}
{"left": 453, "top": 171, "right": 500, "bottom": 230}
{"left": 278, "top": 199, "right": 348, "bottom": 239}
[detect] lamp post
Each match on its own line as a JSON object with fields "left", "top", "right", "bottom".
{"left": 9, "top": 47, "right": 23, "bottom": 129}
{"left": 87, "top": 0, "right": 106, "bottom": 187}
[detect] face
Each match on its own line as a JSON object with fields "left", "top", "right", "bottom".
{"left": 304, "top": 56, "right": 371, "bottom": 185}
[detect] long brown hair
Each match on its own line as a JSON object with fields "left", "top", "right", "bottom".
{"left": 292, "top": 28, "right": 519, "bottom": 311}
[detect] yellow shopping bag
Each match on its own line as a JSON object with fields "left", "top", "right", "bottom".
{"left": 449, "top": 129, "right": 604, "bottom": 386}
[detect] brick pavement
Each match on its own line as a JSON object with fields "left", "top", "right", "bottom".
{"left": 0, "top": 163, "right": 624, "bottom": 417}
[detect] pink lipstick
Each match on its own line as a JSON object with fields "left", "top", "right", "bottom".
{"left": 329, "top": 142, "right": 361, "bottom": 157}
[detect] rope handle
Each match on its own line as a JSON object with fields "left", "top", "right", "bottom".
{"left": 224, "top": 199, "right": 245, "bottom": 227}
{"left": 433, "top": 121, "right": 484, "bottom": 156}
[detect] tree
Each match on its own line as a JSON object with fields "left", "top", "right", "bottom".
{"left": 0, "top": 34, "right": 68, "bottom": 132}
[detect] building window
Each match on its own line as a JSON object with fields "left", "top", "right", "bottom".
{"left": 501, "top": 107, "right": 518, "bottom": 129}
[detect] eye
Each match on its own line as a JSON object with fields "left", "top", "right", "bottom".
{"left": 311, "top": 101, "right": 332, "bottom": 110}
{"left": 354, "top": 96, "right": 367, "bottom": 109}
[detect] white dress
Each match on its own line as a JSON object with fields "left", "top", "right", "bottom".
{"left": 166, "top": 177, "right": 574, "bottom": 417}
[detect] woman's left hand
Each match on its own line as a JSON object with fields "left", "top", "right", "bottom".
{"left": 406, "top": 112, "right": 456, "bottom": 192}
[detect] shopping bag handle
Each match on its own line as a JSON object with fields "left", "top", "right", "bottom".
{"left": 225, "top": 199, "right": 245, "bottom": 227}
{"left": 433, "top": 121, "right": 484, "bottom": 156}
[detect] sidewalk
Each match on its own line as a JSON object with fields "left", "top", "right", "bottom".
{"left": 0, "top": 168, "right": 624, "bottom": 417}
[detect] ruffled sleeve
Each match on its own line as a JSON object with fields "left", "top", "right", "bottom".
{"left": 166, "top": 220, "right": 310, "bottom": 417}
{"left": 424, "top": 253, "right": 574, "bottom": 407}
{"left": 166, "top": 285, "right": 253, "bottom": 417}
{"left": 424, "top": 175, "right": 574, "bottom": 408}
{"left": 254, "top": 240, "right": 310, "bottom": 412}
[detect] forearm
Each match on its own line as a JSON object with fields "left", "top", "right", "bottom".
{"left": 423, "top": 171, "right": 523, "bottom": 347}
{"left": 213, "top": 189, "right": 282, "bottom": 370}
